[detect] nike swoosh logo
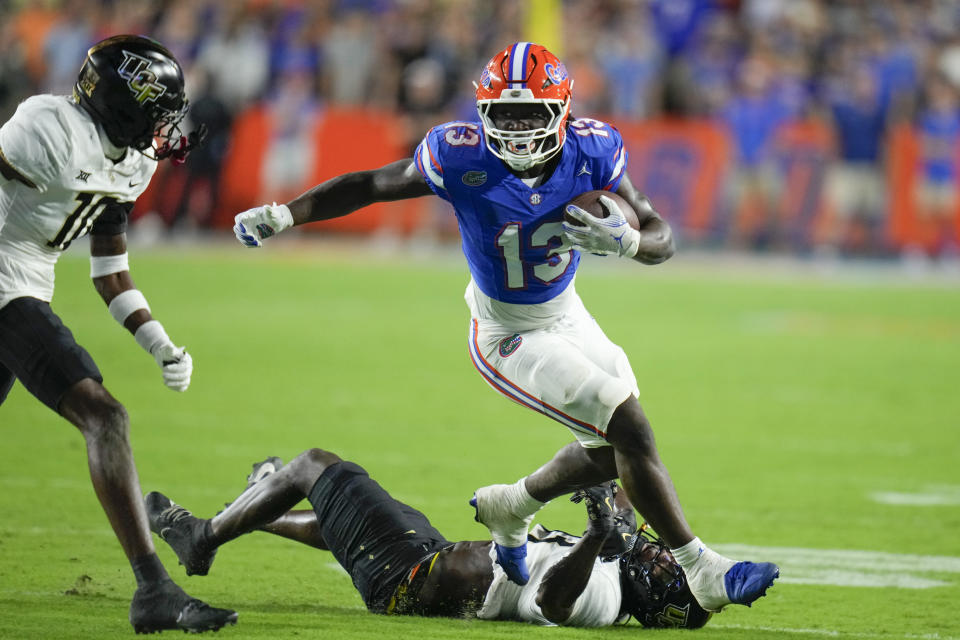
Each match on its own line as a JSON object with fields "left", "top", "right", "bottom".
{"left": 129, "top": 180, "right": 142, "bottom": 188}
{"left": 621, "top": 533, "right": 632, "bottom": 541}
{"left": 604, "top": 497, "right": 613, "bottom": 511}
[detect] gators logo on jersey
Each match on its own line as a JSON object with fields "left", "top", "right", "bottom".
{"left": 462, "top": 171, "right": 487, "bottom": 186}
{"left": 118, "top": 50, "right": 167, "bottom": 104}
{"left": 498, "top": 334, "right": 523, "bottom": 357}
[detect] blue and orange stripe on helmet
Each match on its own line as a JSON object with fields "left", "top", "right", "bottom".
{"left": 507, "top": 42, "right": 532, "bottom": 89}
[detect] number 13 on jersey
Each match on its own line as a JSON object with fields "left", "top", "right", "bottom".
{"left": 495, "top": 221, "right": 570, "bottom": 289}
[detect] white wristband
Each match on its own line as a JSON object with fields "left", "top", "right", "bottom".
{"left": 134, "top": 320, "right": 171, "bottom": 355}
{"left": 108, "top": 289, "right": 150, "bottom": 325}
{"left": 90, "top": 253, "right": 130, "bottom": 278}
{"left": 270, "top": 202, "right": 294, "bottom": 233}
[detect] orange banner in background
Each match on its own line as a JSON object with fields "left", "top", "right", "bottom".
{"left": 888, "top": 123, "right": 960, "bottom": 250}
{"left": 141, "top": 105, "right": 958, "bottom": 253}
{"left": 202, "top": 106, "right": 412, "bottom": 232}
{"left": 214, "top": 105, "right": 270, "bottom": 227}
{"left": 772, "top": 121, "right": 833, "bottom": 248}
{"left": 616, "top": 118, "right": 729, "bottom": 239}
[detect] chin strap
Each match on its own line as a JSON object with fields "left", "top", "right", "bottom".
{"left": 156, "top": 123, "right": 208, "bottom": 165}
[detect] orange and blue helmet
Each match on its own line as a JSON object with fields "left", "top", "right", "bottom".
{"left": 475, "top": 42, "right": 573, "bottom": 171}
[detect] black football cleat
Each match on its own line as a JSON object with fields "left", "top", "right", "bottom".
{"left": 571, "top": 481, "right": 638, "bottom": 559}
{"left": 570, "top": 482, "right": 618, "bottom": 521}
{"left": 130, "top": 578, "right": 237, "bottom": 634}
{"left": 145, "top": 491, "right": 217, "bottom": 576}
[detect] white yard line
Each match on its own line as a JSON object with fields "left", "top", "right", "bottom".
{"left": 713, "top": 623, "right": 959, "bottom": 640}
{"left": 870, "top": 485, "right": 960, "bottom": 506}
{"left": 713, "top": 544, "right": 960, "bottom": 589}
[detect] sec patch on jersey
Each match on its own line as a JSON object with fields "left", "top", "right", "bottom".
{"left": 564, "top": 190, "right": 640, "bottom": 230}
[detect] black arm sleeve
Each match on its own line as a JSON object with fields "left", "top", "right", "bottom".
{"left": 90, "top": 200, "right": 134, "bottom": 236}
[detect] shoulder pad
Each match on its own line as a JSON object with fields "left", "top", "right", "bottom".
{"left": 0, "top": 96, "right": 79, "bottom": 190}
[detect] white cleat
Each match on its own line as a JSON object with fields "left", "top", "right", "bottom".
{"left": 470, "top": 484, "right": 534, "bottom": 547}
{"left": 470, "top": 483, "right": 540, "bottom": 585}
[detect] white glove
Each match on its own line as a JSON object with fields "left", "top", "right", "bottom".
{"left": 562, "top": 195, "right": 641, "bottom": 258}
{"left": 233, "top": 203, "right": 294, "bottom": 248}
{"left": 151, "top": 343, "right": 193, "bottom": 392}
{"left": 134, "top": 321, "right": 193, "bottom": 392}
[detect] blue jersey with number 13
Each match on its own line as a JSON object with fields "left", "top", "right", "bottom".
{"left": 414, "top": 118, "right": 628, "bottom": 304}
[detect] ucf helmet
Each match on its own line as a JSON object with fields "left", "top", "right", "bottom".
{"left": 74, "top": 35, "right": 190, "bottom": 157}
{"left": 475, "top": 42, "right": 573, "bottom": 171}
{"left": 619, "top": 525, "right": 713, "bottom": 629}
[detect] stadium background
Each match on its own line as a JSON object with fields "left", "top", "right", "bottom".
{"left": 4, "top": 0, "right": 960, "bottom": 263}
{"left": 2, "top": 1, "right": 960, "bottom": 639}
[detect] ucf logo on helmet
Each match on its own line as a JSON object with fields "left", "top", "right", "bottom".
{"left": 118, "top": 50, "right": 167, "bottom": 104}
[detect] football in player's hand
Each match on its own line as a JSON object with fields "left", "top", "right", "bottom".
{"left": 565, "top": 190, "right": 640, "bottom": 230}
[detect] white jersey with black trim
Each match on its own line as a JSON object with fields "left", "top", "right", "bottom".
{"left": 0, "top": 94, "right": 156, "bottom": 310}
{"left": 477, "top": 524, "right": 623, "bottom": 627}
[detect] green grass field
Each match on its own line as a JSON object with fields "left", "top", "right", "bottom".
{"left": 1, "top": 240, "right": 958, "bottom": 639}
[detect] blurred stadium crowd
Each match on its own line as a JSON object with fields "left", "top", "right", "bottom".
{"left": 3, "top": 0, "right": 960, "bottom": 263}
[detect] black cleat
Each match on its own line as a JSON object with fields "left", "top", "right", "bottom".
{"left": 571, "top": 481, "right": 638, "bottom": 560}
{"left": 130, "top": 579, "right": 237, "bottom": 634}
{"left": 145, "top": 492, "right": 217, "bottom": 576}
{"left": 245, "top": 456, "right": 284, "bottom": 490}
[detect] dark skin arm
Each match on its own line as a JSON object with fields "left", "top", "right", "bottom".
{"left": 89, "top": 233, "right": 153, "bottom": 334}
{"left": 282, "top": 156, "right": 672, "bottom": 266}
{"left": 535, "top": 484, "right": 635, "bottom": 624}
{"left": 286, "top": 159, "right": 431, "bottom": 226}
{"left": 535, "top": 527, "right": 608, "bottom": 624}
{"left": 614, "top": 173, "right": 675, "bottom": 265}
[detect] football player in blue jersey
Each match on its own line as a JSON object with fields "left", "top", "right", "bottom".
{"left": 233, "top": 42, "right": 778, "bottom": 613}
{"left": 0, "top": 35, "right": 234, "bottom": 633}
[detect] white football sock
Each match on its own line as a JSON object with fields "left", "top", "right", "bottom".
{"left": 672, "top": 536, "right": 707, "bottom": 567}
{"left": 672, "top": 537, "right": 736, "bottom": 611}
{"left": 512, "top": 478, "right": 545, "bottom": 517}
{"left": 474, "top": 478, "right": 544, "bottom": 547}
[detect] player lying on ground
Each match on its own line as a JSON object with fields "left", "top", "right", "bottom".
{"left": 146, "top": 450, "right": 717, "bottom": 628}
{"left": 0, "top": 35, "right": 232, "bottom": 633}
{"left": 231, "top": 41, "right": 778, "bottom": 612}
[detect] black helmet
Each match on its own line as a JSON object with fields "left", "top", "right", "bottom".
{"left": 74, "top": 35, "right": 189, "bottom": 155}
{"left": 619, "top": 525, "right": 713, "bottom": 629}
